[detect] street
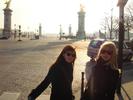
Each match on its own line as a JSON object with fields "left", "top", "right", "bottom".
{"left": 0, "top": 37, "right": 133, "bottom": 100}
{"left": 0, "top": 37, "right": 89, "bottom": 100}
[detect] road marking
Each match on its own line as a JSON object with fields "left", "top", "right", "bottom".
{"left": 0, "top": 92, "right": 20, "bottom": 100}
{"left": 37, "top": 94, "right": 50, "bottom": 100}
{"left": 0, "top": 91, "right": 50, "bottom": 100}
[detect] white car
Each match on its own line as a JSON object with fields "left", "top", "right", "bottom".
{"left": 87, "top": 39, "right": 133, "bottom": 61}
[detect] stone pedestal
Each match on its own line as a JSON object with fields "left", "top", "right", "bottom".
{"left": 39, "top": 24, "right": 42, "bottom": 36}
{"left": 2, "top": 8, "right": 12, "bottom": 39}
{"left": 76, "top": 11, "right": 86, "bottom": 39}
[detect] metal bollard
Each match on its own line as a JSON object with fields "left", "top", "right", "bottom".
{"left": 81, "top": 72, "right": 84, "bottom": 99}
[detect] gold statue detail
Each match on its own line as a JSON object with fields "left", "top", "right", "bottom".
{"left": 5, "top": 0, "right": 11, "bottom": 9}
{"left": 80, "top": 4, "right": 85, "bottom": 12}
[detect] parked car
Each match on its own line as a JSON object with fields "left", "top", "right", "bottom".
{"left": 126, "top": 39, "right": 133, "bottom": 51}
{"left": 87, "top": 39, "right": 133, "bottom": 61}
{"left": 87, "top": 39, "right": 106, "bottom": 58}
{"left": 112, "top": 40, "right": 133, "bottom": 61}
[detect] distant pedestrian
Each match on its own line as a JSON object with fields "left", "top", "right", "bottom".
{"left": 83, "top": 41, "right": 120, "bottom": 100}
{"left": 28, "top": 45, "right": 76, "bottom": 100}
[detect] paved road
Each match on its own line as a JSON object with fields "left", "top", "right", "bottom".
{"left": 0, "top": 37, "right": 89, "bottom": 100}
{"left": 0, "top": 37, "right": 133, "bottom": 100}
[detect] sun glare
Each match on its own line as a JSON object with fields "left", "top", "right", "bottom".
{"left": 0, "top": 0, "right": 128, "bottom": 34}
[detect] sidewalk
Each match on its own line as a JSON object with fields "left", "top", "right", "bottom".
{"left": 73, "top": 40, "right": 133, "bottom": 100}
{"left": 74, "top": 83, "right": 133, "bottom": 100}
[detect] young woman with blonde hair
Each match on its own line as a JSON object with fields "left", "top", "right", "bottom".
{"left": 84, "top": 41, "right": 120, "bottom": 100}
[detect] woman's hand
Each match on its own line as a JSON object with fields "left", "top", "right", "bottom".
{"left": 28, "top": 95, "right": 35, "bottom": 100}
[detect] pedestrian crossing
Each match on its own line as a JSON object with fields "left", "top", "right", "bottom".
{"left": 0, "top": 91, "right": 50, "bottom": 100}
{"left": 0, "top": 92, "right": 20, "bottom": 100}
{"left": 0, "top": 85, "right": 131, "bottom": 100}
{"left": 36, "top": 94, "right": 50, "bottom": 100}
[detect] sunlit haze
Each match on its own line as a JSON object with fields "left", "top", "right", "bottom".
{"left": 0, "top": 0, "right": 132, "bottom": 35}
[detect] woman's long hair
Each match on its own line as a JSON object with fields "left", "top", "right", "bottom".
{"left": 53, "top": 45, "right": 76, "bottom": 66}
{"left": 96, "top": 41, "right": 118, "bottom": 69}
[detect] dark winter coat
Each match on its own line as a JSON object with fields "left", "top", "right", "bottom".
{"left": 28, "top": 60, "right": 74, "bottom": 100}
{"left": 89, "top": 58, "right": 119, "bottom": 100}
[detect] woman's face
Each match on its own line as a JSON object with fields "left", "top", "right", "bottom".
{"left": 100, "top": 46, "right": 113, "bottom": 61}
{"left": 63, "top": 51, "right": 76, "bottom": 63}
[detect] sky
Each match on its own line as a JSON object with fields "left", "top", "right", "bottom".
{"left": 0, "top": 0, "right": 132, "bottom": 35}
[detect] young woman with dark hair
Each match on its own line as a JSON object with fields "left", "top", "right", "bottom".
{"left": 28, "top": 45, "right": 76, "bottom": 100}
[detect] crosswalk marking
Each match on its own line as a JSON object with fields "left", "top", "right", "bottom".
{"left": 0, "top": 91, "right": 50, "bottom": 100}
{"left": 0, "top": 92, "right": 20, "bottom": 100}
{"left": 0, "top": 89, "right": 131, "bottom": 100}
{"left": 37, "top": 94, "right": 50, "bottom": 100}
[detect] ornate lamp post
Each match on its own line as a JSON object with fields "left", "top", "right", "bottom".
{"left": 59, "top": 24, "right": 62, "bottom": 40}
{"left": 14, "top": 24, "right": 16, "bottom": 40}
{"left": 18, "top": 25, "right": 22, "bottom": 41}
{"left": 3, "top": 0, "right": 12, "bottom": 39}
{"left": 117, "top": 0, "right": 128, "bottom": 94}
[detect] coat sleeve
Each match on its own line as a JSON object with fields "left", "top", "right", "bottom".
{"left": 85, "top": 60, "right": 96, "bottom": 81}
{"left": 28, "top": 66, "right": 55, "bottom": 99}
{"left": 85, "top": 61, "right": 91, "bottom": 81}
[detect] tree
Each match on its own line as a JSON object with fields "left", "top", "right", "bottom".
{"left": 100, "top": 13, "right": 119, "bottom": 39}
{"left": 125, "top": 1, "right": 133, "bottom": 40}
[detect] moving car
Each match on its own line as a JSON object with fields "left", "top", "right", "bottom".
{"left": 87, "top": 39, "right": 133, "bottom": 61}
